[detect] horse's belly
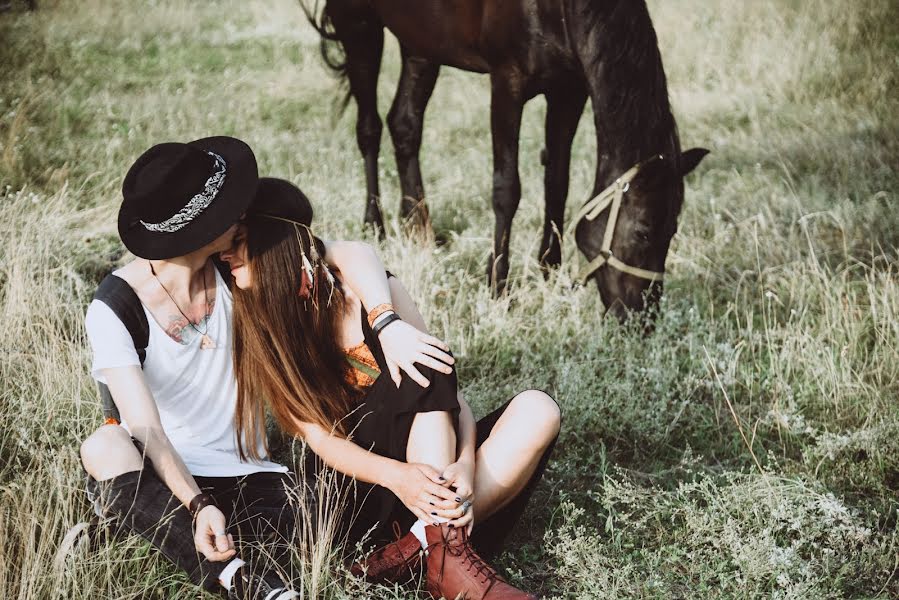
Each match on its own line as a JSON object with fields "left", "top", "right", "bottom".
{"left": 375, "top": 0, "right": 490, "bottom": 72}
{"left": 399, "top": 40, "right": 490, "bottom": 73}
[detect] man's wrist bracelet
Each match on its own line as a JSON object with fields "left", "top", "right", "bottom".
{"left": 188, "top": 492, "right": 216, "bottom": 519}
{"left": 372, "top": 312, "right": 401, "bottom": 337}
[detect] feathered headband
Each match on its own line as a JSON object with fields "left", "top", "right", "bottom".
{"left": 257, "top": 213, "right": 335, "bottom": 307}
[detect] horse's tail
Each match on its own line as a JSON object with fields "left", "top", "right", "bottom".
{"left": 298, "top": 0, "right": 352, "bottom": 113}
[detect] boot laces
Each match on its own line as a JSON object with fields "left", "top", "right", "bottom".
{"left": 366, "top": 521, "right": 417, "bottom": 571}
{"left": 442, "top": 527, "right": 498, "bottom": 585}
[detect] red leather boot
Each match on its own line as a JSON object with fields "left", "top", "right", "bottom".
{"left": 424, "top": 523, "right": 537, "bottom": 600}
{"left": 350, "top": 524, "right": 424, "bottom": 584}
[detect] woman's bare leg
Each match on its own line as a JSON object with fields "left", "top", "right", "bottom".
{"left": 405, "top": 411, "right": 456, "bottom": 470}
{"left": 471, "top": 390, "right": 561, "bottom": 522}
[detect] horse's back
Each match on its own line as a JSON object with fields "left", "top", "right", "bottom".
{"left": 372, "top": 0, "right": 572, "bottom": 79}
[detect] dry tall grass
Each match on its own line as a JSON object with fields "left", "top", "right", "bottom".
{"left": 1, "top": 0, "right": 897, "bottom": 597}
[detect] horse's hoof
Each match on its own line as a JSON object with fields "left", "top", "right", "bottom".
{"left": 486, "top": 256, "right": 508, "bottom": 296}
{"left": 400, "top": 198, "right": 432, "bottom": 239}
{"left": 364, "top": 209, "right": 385, "bottom": 239}
{"left": 363, "top": 216, "right": 386, "bottom": 240}
{"left": 538, "top": 255, "right": 561, "bottom": 280}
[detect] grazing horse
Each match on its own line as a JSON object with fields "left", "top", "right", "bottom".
{"left": 304, "top": 0, "right": 708, "bottom": 316}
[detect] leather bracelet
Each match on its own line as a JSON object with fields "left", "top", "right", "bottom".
{"left": 188, "top": 492, "right": 216, "bottom": 519}
{"left": 372, "top": 312, "right": 401, "bottom": 337}
{"left": 370, "top": 309, "right": 396, "bottom": 329}
{"left": 367, "top": 303, "right": 395, "bottom": 328}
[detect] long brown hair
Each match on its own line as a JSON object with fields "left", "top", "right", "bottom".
{"left": 232, "top": 215, "right": 358, "bottom": 461}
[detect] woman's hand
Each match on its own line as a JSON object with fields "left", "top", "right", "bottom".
{"left": 386, "top": 462, "right": 459, "bottom": 525}
{"left": 437, "top": 459, "right": 476, "bottom": 533}
{"left": 193, "top": 505, "right": 236, "bottom": 562}
{"left": 377, "top": 320, "right": 455, "bottom": 388}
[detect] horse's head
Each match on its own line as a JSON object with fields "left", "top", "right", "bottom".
{"left": 574, "top": 147, "right": 708, "bottom": 320}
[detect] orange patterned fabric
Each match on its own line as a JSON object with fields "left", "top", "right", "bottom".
{"left": 345, "top": 341, "right": 381, "bottom": 387}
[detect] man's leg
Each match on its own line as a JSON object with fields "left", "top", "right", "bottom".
{"left": 202, "top": 473, "right": 302, "bottom": 600}
{"left": 81, "top": 424, "right": 143, "bottom": 480}
{"left": 228, "top": 472, "right": 301, "bottom": 573}
{"left": 81, "top": 425, "right": 227, "bottom": 592}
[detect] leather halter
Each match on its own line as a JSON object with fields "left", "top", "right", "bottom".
{"left": 569, "top": 154, "right": 666, "bottom": 285}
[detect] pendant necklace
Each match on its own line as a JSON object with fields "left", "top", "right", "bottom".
{"left": 149, "top": 261, "right": 216, "bottom": 349}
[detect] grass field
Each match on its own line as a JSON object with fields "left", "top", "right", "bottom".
{"left": 1, "top": 0, "right": 898, "bottom": 597}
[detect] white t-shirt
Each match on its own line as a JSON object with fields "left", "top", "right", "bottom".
{"left": 85, "top": 267, "right": 287, "bottom": 477}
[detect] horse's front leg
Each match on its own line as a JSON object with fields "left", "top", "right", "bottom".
{"left": 487, "top": 72, "right": 525, "bottom": 296}
{"left": 330, "top": 7, "right": 386, "bottom": 235}
{"left": 387, "top": 50, "right": 440, "bottom": 235}
{"left": 540, "top": 86, "right": 587, "bottom": 275}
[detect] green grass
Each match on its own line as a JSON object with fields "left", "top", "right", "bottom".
{"left": 1, "top": 0, "right": 897, "bottom": 597}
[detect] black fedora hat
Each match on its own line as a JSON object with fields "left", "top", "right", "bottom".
{"left": 118, "top": 136, "right": 258, "bottom": 259}
{"left": 249, "top": 177, "right": 313, "bottom": 226}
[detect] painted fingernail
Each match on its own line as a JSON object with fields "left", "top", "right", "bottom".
{"left": 455, "top": 497, "right": 462, "bottom": 502}
{"left": 429, "top": 501, "right": 435, "bottom": 506}
{"left": 448, "top": 523, "right": 455, "bottom": 528}
{"left": 431, "top": 512, "right": 437, "bottom": 516}
{"left": 439, "top": 477, "right": 446, "bottom": 481}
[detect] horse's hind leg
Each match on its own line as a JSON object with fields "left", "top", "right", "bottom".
{"left": 487, "top": 70, "right": 525, "bottom": 296}
{"left": 540, "top": 86, "right": 587, "bottom": 275}
{"left": 330, "top": 8, "right": 386, "bottom": 234}
{"left": 387, "top": 51, "right": 440, "bottom": 234}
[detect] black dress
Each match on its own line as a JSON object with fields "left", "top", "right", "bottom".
{"left": 338, "top": 303, "right": 461, "bottom": 547}
{"left": 326, "top": 293, "right": 558, "bottom": 558}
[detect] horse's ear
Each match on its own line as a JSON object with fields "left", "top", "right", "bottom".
{"left": 680, "top": 148, "right": 710, "bottom": 176}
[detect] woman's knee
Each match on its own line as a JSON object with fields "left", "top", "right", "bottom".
{"left": 510, "top": 390, "right": 561, "bottom": 438}
{"left": 407, "top": 410, "right": 457, "bottom": 467}
{"left": 80, "top": 425, "right": 143, "bottom": 479}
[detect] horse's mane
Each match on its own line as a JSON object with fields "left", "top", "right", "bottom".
{"left": 569, "top": 0, "right": 681, "bottom": 181}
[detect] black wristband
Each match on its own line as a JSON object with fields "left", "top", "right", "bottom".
{"left": 188, "top": 492, "right": 216, "bottom": 519}
{"left": 372, "top": 312, "right": 401, "bottom": 337}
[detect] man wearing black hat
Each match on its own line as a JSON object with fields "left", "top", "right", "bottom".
{"left": 79, "top": 137, "right": 455, "bottom": 599}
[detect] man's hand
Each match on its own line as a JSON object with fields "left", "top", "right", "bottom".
{"left": 437, "top": 459, "right": 476, "bottom": 533}
{"left": 377, "top": 319, "right": 455, "bottom": 388}
{"left": 193, "top": 505, "right": 236, "bottom": 561}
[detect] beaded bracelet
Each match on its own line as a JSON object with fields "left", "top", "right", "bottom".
{"left": 367, "top": 303, "right": 395, "bottom": 328}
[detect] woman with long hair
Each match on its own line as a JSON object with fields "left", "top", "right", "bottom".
{"left": 221, "top": 179, "right": 560, "bottom": 600}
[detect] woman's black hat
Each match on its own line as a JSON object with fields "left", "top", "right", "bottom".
{"left": 247, "top": 178, "right": 317, "bottom": 256}
{"left": 250, "top": 177, "right": 313, "bottom": 226}
{"left": 118, "top": 136, "right": 258, "bottom": 259}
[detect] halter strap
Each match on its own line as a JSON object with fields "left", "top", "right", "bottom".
{"left": 569, "top": 154, "right": 666, "bottom": 284}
